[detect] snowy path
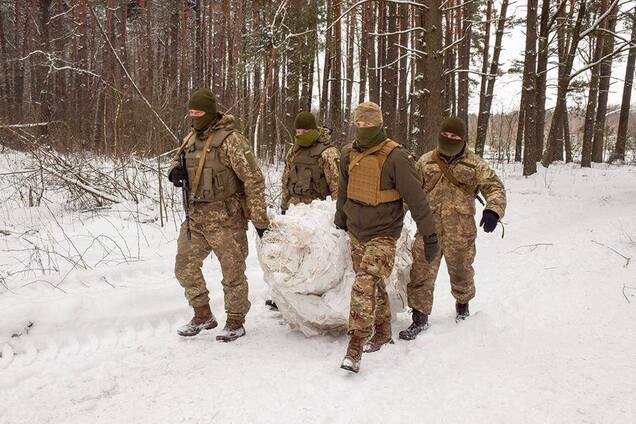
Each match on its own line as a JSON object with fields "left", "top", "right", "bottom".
{"left": 1, "top": 163, "right": 636, "bottom": 423}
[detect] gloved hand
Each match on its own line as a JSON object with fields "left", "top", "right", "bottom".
{"left": 281, "top": 209, "right": 286, "bottom": 216}
{"left": 480, "top": 209, "right": 499, "bottom": 233}
{"left": 336, "top": 223, "right": 347, "bottom": 232}
{"left": 424, "top": 233, "right": 440, "bottom": 263}
{"left": 256, "top": 227, "right": 268, "bottom": 239}
{"left": 168, "top": 166, "right": 188, "bottom": 188}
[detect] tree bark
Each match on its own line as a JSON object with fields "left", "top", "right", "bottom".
{"left": 610, "top": 10, "right": 636, "bottom": 163}
{"left": 522, "top": 0, "right": 539, "bottom": 176}
{"left": 592, "top": 5, "right": 618, "bottom": 163}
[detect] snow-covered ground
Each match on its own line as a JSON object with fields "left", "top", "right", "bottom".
{"left": 1, "top": 159, "right": 636, "bottom": 423}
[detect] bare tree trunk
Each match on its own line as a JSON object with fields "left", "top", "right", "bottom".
{"left": 367, "top": 2, "right": 379, "bottom": 104}
{"left": 592, "top": 5, "right": 618, "bottom": 163}
{"left": 542, "top": 1, "right": 586, "bottom": 167}
{"left": 522, "top": 0, "right": 539, "bottom": 176}
{"left": 358, "top": 5, "right": 368, "bottom": 104}
{"left": 610, "top": 11, "right": 636, "bottom": 163}
{"left": 581, "top": 0, "right": 609, "bottom": 168}
{"left": 396, "top": 4, "right": 410, "bottom": 145}
{"left": 457, "top": 0, "right": 475, "bottom": 125}
{"left": 475, "top": 0, "right": 508, "bottom": 157}
{"left": 330, "top": 0, "right": 343, "bottom": 142}
{"left": 414, "top": 0, "right": 444, "bottom": 157}
{"left": 381, "top": 2, "right": 398, "bottom": 132}
{"left": 534, "top": 0, "right": 551, "bottom": 161}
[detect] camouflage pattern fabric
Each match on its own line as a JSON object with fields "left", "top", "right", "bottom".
{"left": 169, "top": 114, "right": 270, "bottom": 230}
{"left": 348, "top": 234, "right": 398, "bottom": 337}
{"left": 280, "top": 128, "right": 339, "bottom": 210}
{"left": 408, "top": 232, "right": 476, "bottom": 314}
{"left": 171, "top": 114, "right": 270, "bottom": 326}
{"left": 175, "top": 198, "right": 250, "bottom": 327}
{"left": 407, "top": 147, "right": 507, "bottom": 313}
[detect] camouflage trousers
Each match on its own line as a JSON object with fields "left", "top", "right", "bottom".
{"left": 407, "top": 230, "right": 476, "bottom": 315}
{"left": 348, "top": 234, "right": 398, "bottom": 337}
{"left": 174, "top": 201, "right": 250, "bottom": 326}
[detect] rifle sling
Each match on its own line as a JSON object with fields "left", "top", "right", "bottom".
{"left": 433, "top": 150, "right": 475, "bottom": 198}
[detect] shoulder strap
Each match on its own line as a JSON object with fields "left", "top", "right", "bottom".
{"left": 348, "top": 139, "right": 392, "bottom": 173}
{"left": 433, "top": 150, "right": 474, "bottom": 197}
{"left": 190, "top": 134, "right": 217, "bottom": 197}
{"left": 175, "top": 131, "right": 196, "bottom": 157}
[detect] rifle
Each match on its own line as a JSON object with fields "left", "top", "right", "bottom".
{"left": 178, "top": 131, "right": 191, "bottom": 240}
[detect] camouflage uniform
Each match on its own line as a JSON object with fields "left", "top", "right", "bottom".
{"left": 171, "top": 114, "right": 269, "bottom": 327}
{"left": 408, "top": 148, "right": 506, "bottom": 314}
{"left": 348, "top": 234, "right": 397, "bottom": 336}
{"left": 280, "top": 128, "right": 340, "bottom": 211}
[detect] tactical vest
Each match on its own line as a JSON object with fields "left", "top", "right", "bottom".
{"left": 183, "top": 129, "right": 244, "bottom": 203}
{"left": 347, "top": 139, "right": 402, "bottom": 206}
{"left": 287, "top": 141, "right": 331, "bottom": 199}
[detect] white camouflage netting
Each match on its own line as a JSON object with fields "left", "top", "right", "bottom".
{"left": 256, "top": 199, "right": 414, "bottom": 337}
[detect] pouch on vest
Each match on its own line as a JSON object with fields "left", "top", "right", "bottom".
{"left": 288, "top": 142, "right": 331, "bottom": 199}
{"left": 185, "top": 129, "right": 244, "bottom": 203}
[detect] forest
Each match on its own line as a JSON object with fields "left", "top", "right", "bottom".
{"left": 0, "top": 0, "right": 635, "bottom": 177}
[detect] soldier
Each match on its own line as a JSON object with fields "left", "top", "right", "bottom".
{"left": 168, "top": 88, "right": 270, "bottom": 342}
{"left": 280, "top": 111, "right": 339, "bottom": 214}
{"left": 399, "top": 116, "right": 506, "bottom": 341}
{"left": 264, "top": 112, "right": 340, "bottom": 311}
{"left": 334, "top": 102, "right": 440, "bottom": 373}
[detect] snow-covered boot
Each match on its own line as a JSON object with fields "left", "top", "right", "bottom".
{"left": 364, "top": 321, "right": 394, "bottom": 353}
{"left": 340, "top": 334, "right": 367, "bottom": 373}
{"left": 398, "top": 309, "right": 429, "bottom": 341}
{"left": 215, "top": 322, "right": 246, "bottom": 342}
{"left": 455, "top": 301, "right": 470, "bottom": 322}
{"left": 265, "top": 299, "right": 278, "bottom": 311}
{"left": 177, "top": 304, "right": 218, "bottom": 337}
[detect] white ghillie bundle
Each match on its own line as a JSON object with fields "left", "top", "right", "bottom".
{"left": 256, "top": 199, "right": 413, "bottom": 337}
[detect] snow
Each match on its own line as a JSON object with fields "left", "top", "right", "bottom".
{"left": 257, "top": 199, "right": 411, "bottom": 337}
{"left": 1, "top": 160, "right": 636, "bottom": 423}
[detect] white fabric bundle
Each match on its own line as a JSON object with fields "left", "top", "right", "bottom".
{"left": 256, "top": 199, "right": 413, "bottom": 337}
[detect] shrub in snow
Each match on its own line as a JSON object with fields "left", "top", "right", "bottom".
{"left": 256, "top": 199, "right": 413, "bottom": 337}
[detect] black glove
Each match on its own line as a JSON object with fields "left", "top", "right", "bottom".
{"left": 424, "top": 233, "right": 440, "bottom": 263}
{"left": 480, "top": 209, "right": 499, "bottom": 233}
{"left": 336, "top": 223, "right": 347, "bottom": 232}
{"left": 256, "top": 227, "right": 268, "bottom": 239}
{"left": 168, "top": 166, "right": 188, "bottom": 188}
{"left": 281, "top": 209, "right": 286, "bottom": 216}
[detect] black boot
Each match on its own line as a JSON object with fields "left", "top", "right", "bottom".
{"left": 265, "top": 299, "right": 278, "bottom": 311}
{"left": 455, "top": 301, "right": 470, "bottom": 322}
{"left": 398, "top": 309, "right": 429, "bottom": 341}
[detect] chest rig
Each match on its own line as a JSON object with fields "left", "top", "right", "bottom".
{"left": 287, "top": 141, "right": 331, "bottom": 199}
{"left": 183, "top": 129, "right": 244, "bottom": 203}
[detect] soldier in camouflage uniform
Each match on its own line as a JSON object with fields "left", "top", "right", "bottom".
{"left": 399, "top": 116, "right": 507, "bottom": 340}
{"left": 280, "top": 111, "right": 339, "bottom": 213}
{"left": 263, "top": 112, "right": 340, "bottom": 311}
{"left": 168, "top": 88, "right": 270, "bottom": 342}
{"left": 334, "top": 102, "right": 439, "bottom": 373}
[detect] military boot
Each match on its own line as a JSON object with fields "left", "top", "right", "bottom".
{"left": 340, "top": 334, "right": 367, "bottom": 373}
{"left": 177, "top": 304, "right": 218, "bottom": 337}
{"left": 398, "top": 309, "right": 429, "bottom": 341}
{"left": 455, "top": 301, "right": 470, "bottom": 322}
{"left": 216, "top": 320, "right": 246, "bottom": 343}
{"left": 363, "top": 321, "right": 394, "bottom": 353}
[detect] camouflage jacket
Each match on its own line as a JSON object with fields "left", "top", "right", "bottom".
{"left": 280, "top": 128, "right": 339, "bottom": 211}
{"left": 170, "top": 114, "right": 270, "bottom": 230}
{"left": 416, "top": 148, "right": 506, "bottom": 235}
